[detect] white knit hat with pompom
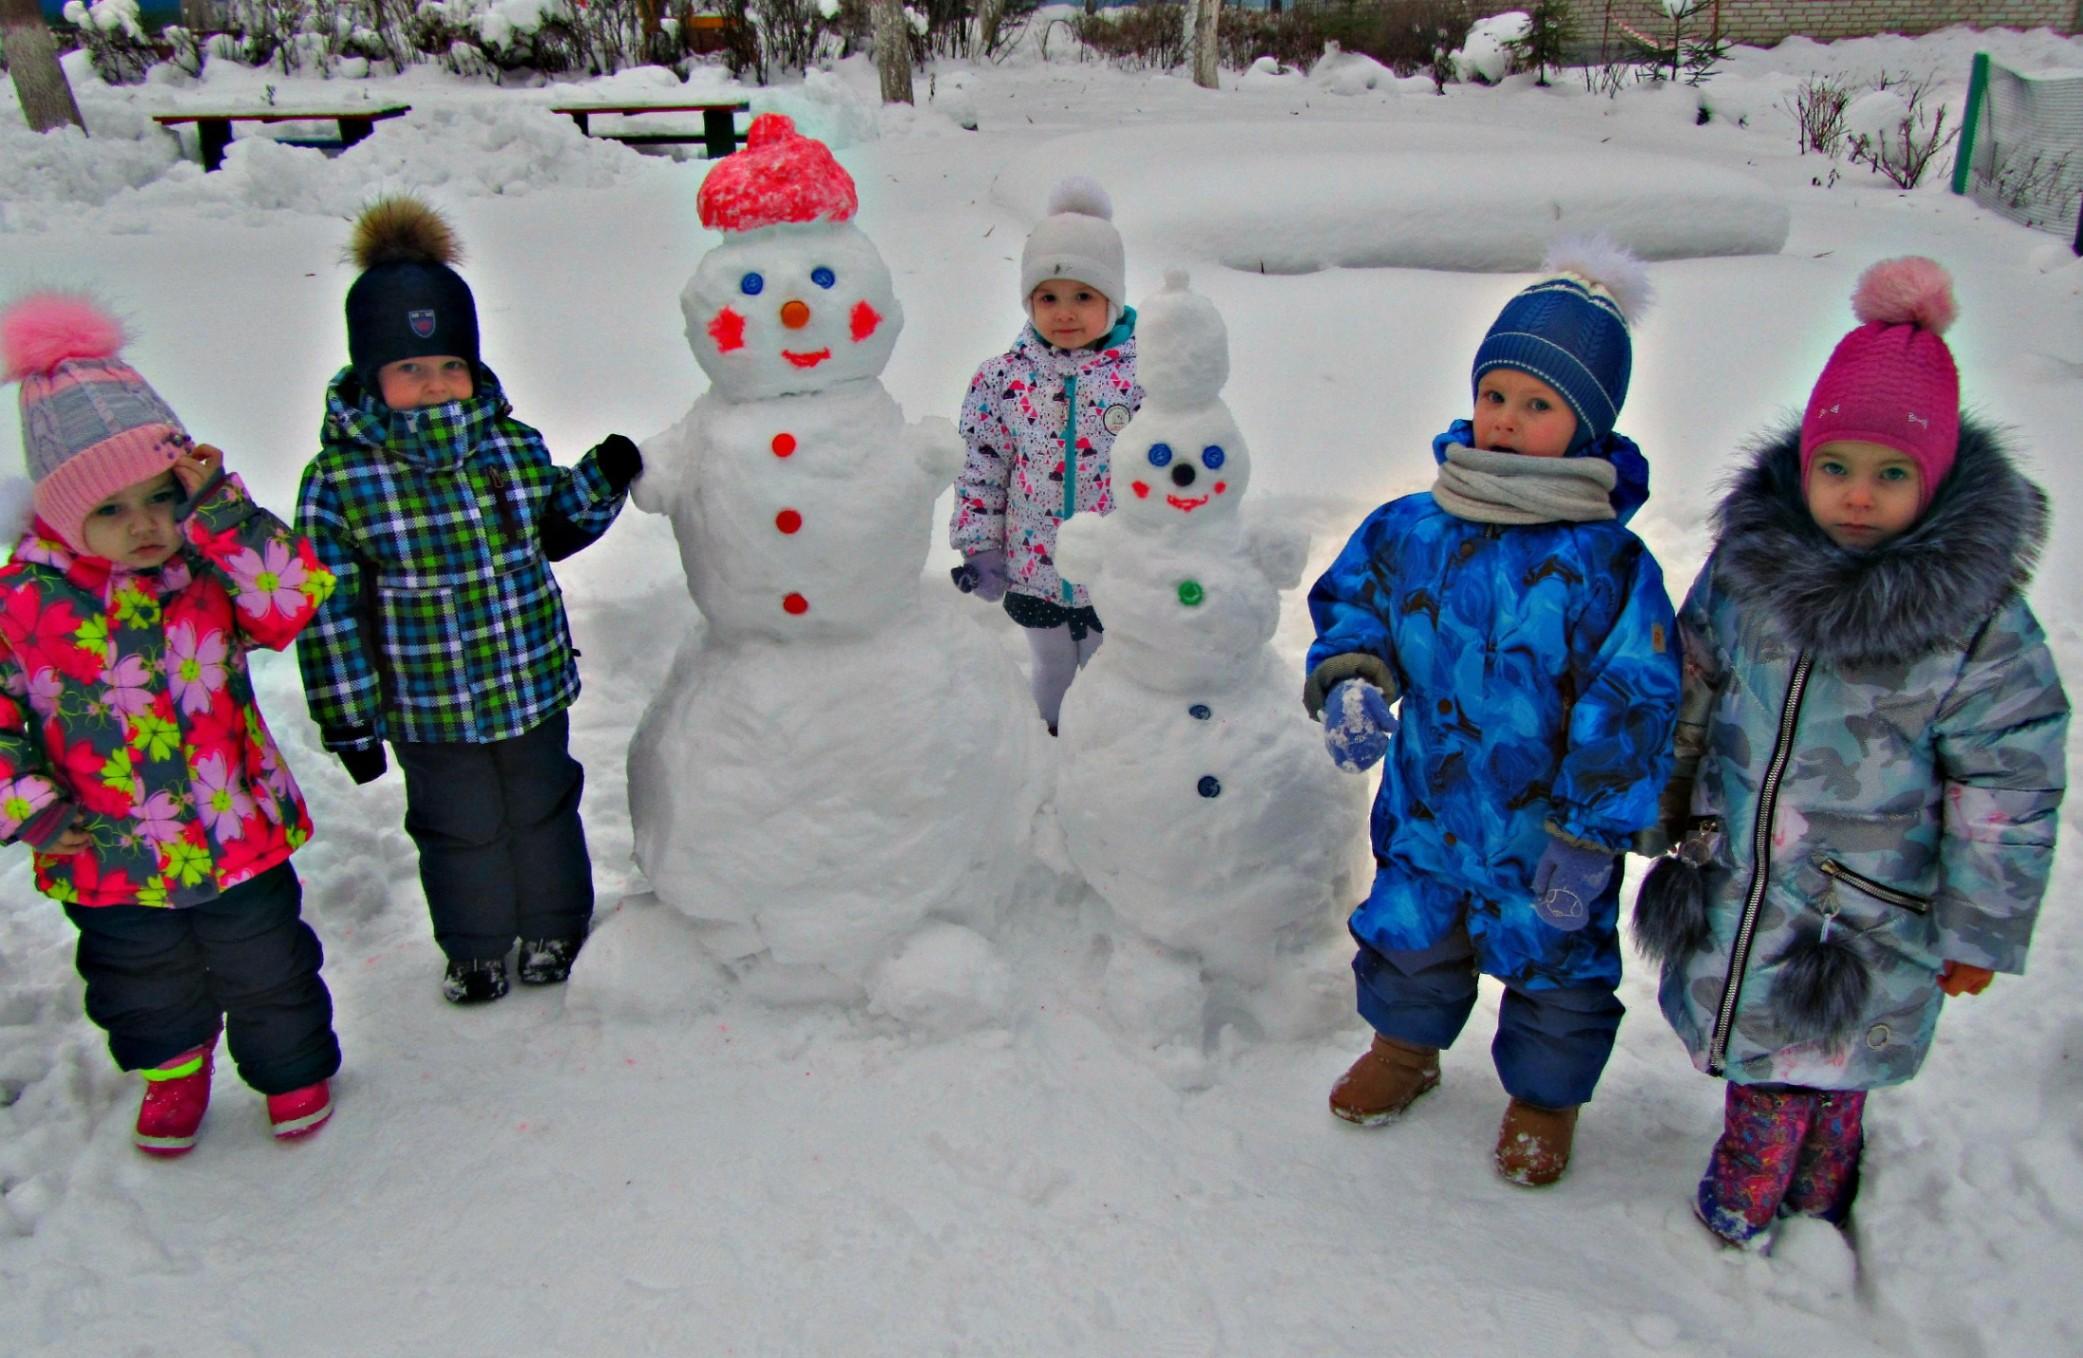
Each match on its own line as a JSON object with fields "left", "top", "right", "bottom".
{"left": 1021, "top": 176, "right": 1127, "bottom": 330}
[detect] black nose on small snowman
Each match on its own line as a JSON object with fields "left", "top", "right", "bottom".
{"left": 1171, "top": 464, "right": 1196, "bottom": 488}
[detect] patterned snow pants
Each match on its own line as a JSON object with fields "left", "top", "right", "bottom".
{"left": 1695, "top": 1082, "right": 1866, "bottom": 1246}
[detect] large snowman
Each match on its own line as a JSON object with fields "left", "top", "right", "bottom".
{"left": 1053, "top": 272, "right": 1370, "bottom": 1045}
{"left": 622, "top": 115, "right": 1041, "bottom": 1014}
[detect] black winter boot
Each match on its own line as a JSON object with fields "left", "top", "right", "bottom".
{"left": 518, "top": 936, "right": 584, "bottom": 986}
{"left": 442, "top": 958, "right": 509, "bottom": 1005}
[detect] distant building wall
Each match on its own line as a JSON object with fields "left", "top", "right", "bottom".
{"left": 1471, "top": 1, "right": 2079, "bottom": 44}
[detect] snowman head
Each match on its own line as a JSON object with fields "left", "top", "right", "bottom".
{"left": 684, "top": 114, "right": 904, "bottom": 399}
{"left": 1112, "top": 271, "right": 1250, "bottom": 528}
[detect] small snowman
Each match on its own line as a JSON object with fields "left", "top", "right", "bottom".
{"left": 1054, "top": 271, "right": 1370, "bottom": 1048}
{"left": 619, "top": 115, "right": 1040, "bottom": 1017}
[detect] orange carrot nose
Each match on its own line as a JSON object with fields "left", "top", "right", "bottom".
{"left": 780, "top": 300, "right": 811, "bottom": 329}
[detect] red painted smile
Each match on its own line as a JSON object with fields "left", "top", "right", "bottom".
{"left": 782, "top": 349, "right": 832, "bottom": 369}
{"left": 1165, "top": 494, "right": 1209, "bottom": 512}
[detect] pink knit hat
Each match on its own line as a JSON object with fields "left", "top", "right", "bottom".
{"left": 1800, "top": 257, "right": 1960, "bottom": 512}
{"left": 2, "top": 294, "right": 188, "bottom": 556}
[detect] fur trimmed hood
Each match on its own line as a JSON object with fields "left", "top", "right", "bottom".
{"left": 1712, "top": 419, "right": 2048, "bottom": 667}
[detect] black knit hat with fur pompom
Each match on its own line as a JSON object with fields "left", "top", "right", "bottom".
{"left": 344, "top": 196, "right": 479, "bottom": 399}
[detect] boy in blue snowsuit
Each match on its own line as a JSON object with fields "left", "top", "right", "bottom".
{"left": 1304, "top": 242, "right": 1679, "bottom": 1186}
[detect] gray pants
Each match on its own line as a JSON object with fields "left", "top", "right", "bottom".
{"left": 1027, "top": 624, "right": 1103, "bottom": 730}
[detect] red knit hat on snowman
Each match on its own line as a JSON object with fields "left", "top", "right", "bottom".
{"left": 2, "top": 294, "right": 190, "bottom": 556}
{"left": 697, "top": 113, "right": 857, "bottom": 232}
{"left": 1800, "top": 257, "right": 1961, "bottom": 513}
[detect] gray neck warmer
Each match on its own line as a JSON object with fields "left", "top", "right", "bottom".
{"left": 1431, "top": 444, "right": 1616, "bottom": 524}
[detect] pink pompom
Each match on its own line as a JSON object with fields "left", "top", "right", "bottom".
{"left": 1850, "top": 256, "right": 1956, "bottom": 334}
{"left": 1, "top": 293, "right": 126, "bottom": 383}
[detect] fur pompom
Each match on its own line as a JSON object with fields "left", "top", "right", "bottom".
{"left": 1543, "top": 234, "right": 1652, "bottom": 326}
{"left": 1046, "top": 175, "right": 1114, "bottom": 221}
{"left": 1631, "top": 854, "right": 1711, "bottom": 966}
{"left": 1851, "top": 256, "right": 1955, "bottom": 334}
{"left": 1, "top": 293, "right": 126, "bottom": 382}
{"left": 1767, "top": 922, "right": 1872, "bottom": 1043}
{"left": 349, "top": 196, "right": 464, "bottom": 271}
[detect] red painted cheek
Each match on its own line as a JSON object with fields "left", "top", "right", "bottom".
{"left": 849, "top": 300, "right": 882, "bottom": 343}
{"left": 1214, "top": 482, "right": 1228, "bottom": 495}
{"left": 1131, "top": 481, "right": 1150, "bottom": 500}
{"left": 708, "top": 307, "right": 746, "bottom": 353}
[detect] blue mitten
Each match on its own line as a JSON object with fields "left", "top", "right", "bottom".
{"left": 1530, "top": 838, "right": 1615, "bottom": 932}
{"left": 950, "top": 548, "right": 1010, "bottom": 603}
{"left": 1323, "top": 679, "right": 1396, "bottom": 773}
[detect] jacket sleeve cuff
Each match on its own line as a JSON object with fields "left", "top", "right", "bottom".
{"left": 321, "top": 724, "right": 381, "bottom": 754}
{"left": 1542, "top": 817, "right": 1622, "bottom": 856}
{"left": 19, "top": 800, "right": 78, "bottom": 850}
{"left": 1303, "top": 653, "right": 1399, "bottom": 720}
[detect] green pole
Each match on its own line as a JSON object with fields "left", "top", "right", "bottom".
{"left": 1951, "top": 51, "right": 1990, "bottom": 196}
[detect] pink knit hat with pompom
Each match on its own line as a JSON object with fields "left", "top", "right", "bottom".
{"left": 1800, "top": 257, "right": 1960, "bottom": 511}
{"left": 1, "top": 294, "right": 188, "bottom": 556}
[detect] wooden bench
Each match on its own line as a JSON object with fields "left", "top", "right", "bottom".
{"left": 549, "top": 101, "right": 751, "bottom": 160}
{"left": 153, "top": 105, "right": 411, "bottom": 172}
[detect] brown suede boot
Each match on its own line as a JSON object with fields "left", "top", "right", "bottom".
{"left": 1328, "top": 1034, "right": 1441, "bottom": 1126}
{"left": 1495, "top": 1099, "right": 1580, "bottom": 1186}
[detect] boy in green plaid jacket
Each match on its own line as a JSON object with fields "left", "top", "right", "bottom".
{"left": 296, "top": 197, "right": 640, "bottom": 1005}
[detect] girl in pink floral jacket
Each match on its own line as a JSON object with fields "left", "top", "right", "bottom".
{"left": 0, "top": 295, "right": 341, "bottom": 1156}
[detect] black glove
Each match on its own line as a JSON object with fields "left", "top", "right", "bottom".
{"left": 334, "top": 743, "right": 387, "bottom": 785}
{"left": 593, "top": 434, "right": 642, "bottom": 492}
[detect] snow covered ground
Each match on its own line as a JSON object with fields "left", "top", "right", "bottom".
{"left": 4, "top": 17, "right": 2083, "bottom": 1356}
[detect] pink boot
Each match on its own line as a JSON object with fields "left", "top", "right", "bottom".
{"left": 266, "top": 1080, "right": 333, "bottom": 1141}
{"left": 135, "top": 1036, "right": 217, "bottom": 1157}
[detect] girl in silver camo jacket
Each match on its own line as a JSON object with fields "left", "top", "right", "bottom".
{"left": 1635, "top": 258, "right": 2068, "bottom": 1249}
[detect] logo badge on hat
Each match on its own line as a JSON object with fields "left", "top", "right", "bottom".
{"left": 408, "top": 309, "right": 437, "bottom": 339}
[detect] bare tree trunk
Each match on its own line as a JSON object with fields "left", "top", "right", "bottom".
{"left": 975, "top": 0, "right": 1005, "bottom": 58}
{"left": 871, "top": 0, "right": 913, "bottom": 105}
{"left": 179, "top": 0, "right": 217, "bottom": 29}
{"left": 2, "top": 0, "right": 85, "bottom": 133}
{"left": 1188, "top": 0, "right": 1219, "bottom": 92}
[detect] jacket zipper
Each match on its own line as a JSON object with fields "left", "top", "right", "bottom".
{"left": 1707, "top": 651, "right": 1813, "bottom": 1075}
{"left": 1060, "top": 372, "right": 1078, "bottom": 604}
{"left": 1819, "top": 859, "right": 1933, "bottom": 914}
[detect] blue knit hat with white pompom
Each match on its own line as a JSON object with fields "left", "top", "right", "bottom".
{"left": 1472, "top": 237, "right": 1651, "bottom": 453}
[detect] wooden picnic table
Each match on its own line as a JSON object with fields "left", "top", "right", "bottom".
{"left": 153, "top": 105, "right": 411, "bottom": 172}
{"left": 549, "top": 101, "right": 752, "bottom": 160}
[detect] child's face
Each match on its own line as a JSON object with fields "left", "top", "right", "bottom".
{"left": 82, "top": 470, "right": 181, "bottom": 569}
{"left": 377, "top": 355, "right": 474, "bottom": 409}
{"left": 1472, "top": 369, "right": 1577, "bottom": 459}
{"left": 1029, "top": 279, "right": 1111, "bottom": 350}
{"left": 1806, "top": 439, "right": 1922, "bottom": 549}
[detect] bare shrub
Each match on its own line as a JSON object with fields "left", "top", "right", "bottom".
{"left": 1073, "top": 2, "right": 1185, "bottom": 70}
{"left": 1847, "top": 78, "right": 1960, "bottom": 190}
{"left": 1784, "top": 73, "right": 1851, "bottom": 156}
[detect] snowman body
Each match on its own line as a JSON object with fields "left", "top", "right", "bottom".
{"left": 626, "top": 153, "right": 1038, "bottom": 1002}
{"left": 1053, "top": 277, "right": 1368, "bottom": 1041}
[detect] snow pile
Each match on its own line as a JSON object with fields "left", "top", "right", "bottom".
{"left": 1453, "top": 11, "right": 1531, "bottom": 85}
{"left": 995, "top": 122, "right": 1789, "bottom": 274}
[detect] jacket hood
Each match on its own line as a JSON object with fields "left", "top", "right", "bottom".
{"left": 323, "top": 364, "right": 514, "bottom": 470}
{"left": 1713, "top": 418, "right": 2048, "bottom": 667}
{"left": 1009, "top": 306, "right": 1137, "bottom": 377}
{"left": 1432, "top": 420, "right": 1651, "bottom": 524}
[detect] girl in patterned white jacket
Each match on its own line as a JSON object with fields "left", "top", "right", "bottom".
{"left": 948, "top": 178, "right": 1142, "bottom": 732}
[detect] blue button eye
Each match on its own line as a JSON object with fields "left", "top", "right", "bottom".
{"left": 740, "top": 273, "right": 764, "bottom": 296}
{"left": 1202, "top": 445, "right": 1226, "bottom": 469}
{"left": 1147, "top": 443, "right": 1173, "bottom": 468}
{"left": 810, "top": 267, "right": 835, "bottom": 289}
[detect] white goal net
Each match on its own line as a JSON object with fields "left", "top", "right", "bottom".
{"left": 1953, "top": 53, "right": 2083, "bottom": 249}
